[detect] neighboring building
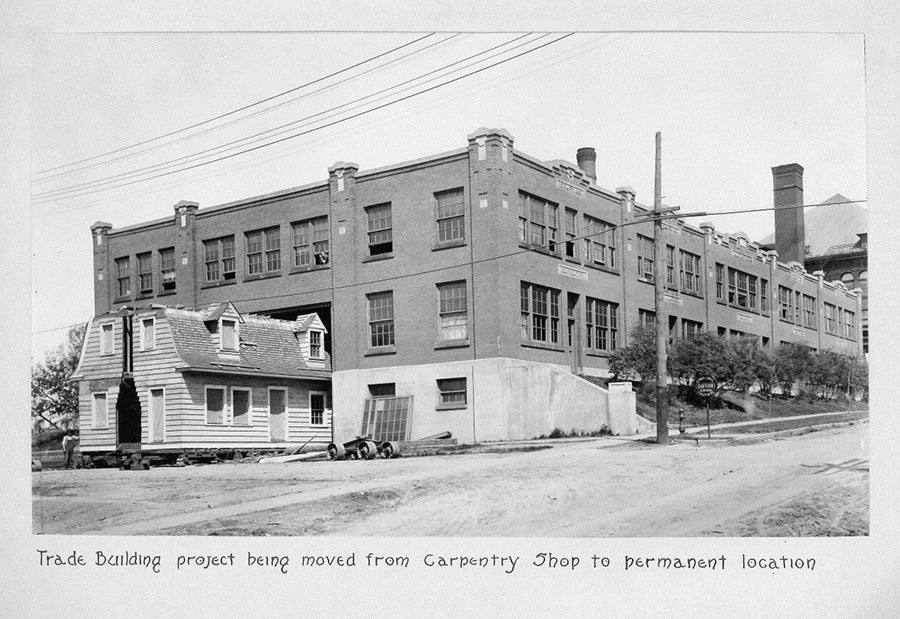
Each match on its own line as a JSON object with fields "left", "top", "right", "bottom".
{"left": 88, "top": 128, "right": 862, "bottom": 444}
{"left": 71, "top": 301, "right": 332, "bottom": 458}
{"left": 761, "top": 165, "right": 868, "bottom": 352}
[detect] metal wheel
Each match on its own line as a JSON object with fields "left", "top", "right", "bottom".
{"left": 357, "top": 440, "right": 377, "bottom": 460}
{"left": 381, "top": 441, "right": 400, "bottom": 459}
{"left": 327, "top": 443, "right": 346, "bottom": 461}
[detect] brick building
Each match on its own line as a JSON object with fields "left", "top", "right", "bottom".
{"left": 89, "top": 128, "right": 863, "bottom": 444}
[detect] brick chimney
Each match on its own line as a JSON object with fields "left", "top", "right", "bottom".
{"left": 772, "top": 163, "right": 805, "bottom": 264}
{"left": 576, "top": 147, "right": 597, "bottom": 183}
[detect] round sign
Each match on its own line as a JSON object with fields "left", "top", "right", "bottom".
{"left": 693, "top": 375, "right": 717, "bottom": 397}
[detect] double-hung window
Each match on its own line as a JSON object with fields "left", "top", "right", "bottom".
{"left": 137, "top": 252, "right": 152, "bottom": 294}
{"left": 518, "top": 192, "right": 558, "bottom": 253}
{"left": 247, "top": 227, "right": 280, "bottom": 275}
{"left": 666, "top": 245, "right": 676, "bottom": 286}
{"left": 435, "top": 188, "right": 465, "bottom": 244}
{"left": 310, "top": 392, "right": 326, "bottom": 425}
{"left": 520, "top": 282, "right": 559, "bottom": 345}
{"left": 637, "top": 236, "right": 654, "bottom": 282}
{"left": 115, "top": 257, "right": 131, "bottom": 298}
{"left": 367, "top": 291, "right": 395, "bottom": 348}
{"left": 292, "top": 216, "right": 329, "bottom": 267}
{"left": 437, "top": 281, "right": 467, "bottom": 342}
{"left": 309, "top": 330, "right": 323, "bottom": 359}
{"left": 824, "top": 302, "right": 837, "bottom": 333}
{"left": 366, "top": 203, "right": 393, "bottom": 256}
{"left": 760, "top": 279, "right": 769, "bottom": 313}
{"left": 736, "top": 271, "right": 749, "bottom": 308}
{"left": 564, "top": 209, "right": 577, "bottom": 258}
{"left": 584, "top": 215, "right": 616, "bottom": 268}
{"left": 715, "top": 263, "right": 725, "bottom": 301}
{"left": 679, "top": 251, "right": 701, "bottom": 294}
{"left": 748, "top": 275, "right": 758, "bottom": 310}
{"left": 681, "top": 319, "right": 702, "bottom": 340}
{"left": 585, "top": 297, "right": 618, "bottom": 352}
{"left": 159, "top": 247, "right": 176, "bottom": 291}
{"left": 203, "top": 236, "right": 235, "bottom": 283}
{"left": 802, "top": 294, "right": 816, "bottom": 328}
{"left": 779, "top": 286, "right": 793, "bottom": 321}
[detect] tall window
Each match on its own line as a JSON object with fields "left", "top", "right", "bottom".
{"left": 366, "top": 203, "right": 393, "bottom": 256}
{"left": 779, "top": 286, "right": 794, "bottom": 321}
{"left": 679, "top": 251, "right": 701, "bottom": 294}
{"left": 203, "top": 236, "right": 235, "bottom": 283}
{"left": 367, "top": 291, "right": 395, "bottom": 348}
{"left": 137, "top": 252, "right": 152, "bottom": 294}
{"left": 760, "top": 279, "right": 769, "bottom": 313}
{"left": 682, "top": 319, "right": 702, "bottom": 339}
{"left": 437, "top": 378, "right": 467, "bottom": 409}
{"left": 115, "top": 257, "right": 131, "bottom": 297}
{"left": 310, "top": 392, "right": 326, "bottom": 425}
{"left": 639, "top": 309, "right": 656, "bottom": 328}
{"left": 844, "top": 309, "right": 856, "bottom": 339}
{"left": 585, "top": 298, "right": 618, "bottom": 352}
{"left": 824, "top": 302, "right": 837, "bottom": 334}
{"left": 802, "top": 294, "right": 816, "bottom": 328}
{"left": 584, "top": 215, "right": 616, "bottom": 268}
{"left": 666, "top": 245, "right": 676, "bottom": 286}
{"left": 221, "top": 319, "right": 238, "bottom": 351}
{"left": 309, "top": 330, "right": 323, "bottom": 359}
{"left": 232, "top": 389, "right": 251, "bottom": 426}
{"left": 159, "top": 247, "right": 176, "bottom": 291}
{"left": 435, "top": 188, "right": 465, "bottom": 243}
{"left": 140, "top": 317, "right": 155, "bottom": 350}
{"left": 292, "top": 216, "right": 329, "bottom": 267}
{"left": 92, "top": 392, "right": 108, "bottom": 429}
{"left": 518, "top": 192, "right": 558, "bottom": 253}
{"left": 520, "top": 282, "right": 559, "bottom": 345}
{"left": 246, "top": 227, "right": 280, "bottom": 275}
{"left": 205, "top": 387, "right": 225, "bottom": 425}
{"left": 100, "top": 323, "right": 114, "bottom": 355}
{"left": 715, "top": 263, "right": 725, "bottom": 301}
{"left": 637, "top": 235, "right": 654, "bottom": 281}
{"left": 437, "top": 281, "right": 467, "bottom": 341}
{"left": 564, "top": 209, "right": 577, "bottom": 258}
{"left": 748, "top": 275, "right": 758, "bottom": 310}
{"left": 736, "top": 271, "right": 749, "bottom": 308}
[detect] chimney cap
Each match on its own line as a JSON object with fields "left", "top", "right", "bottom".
{"left": 771, "top": 163, "right": 804, "bottom": 175}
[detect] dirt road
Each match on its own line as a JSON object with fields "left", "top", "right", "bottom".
{"left": 32, "top": 424, "right": 868, "bottom": 537}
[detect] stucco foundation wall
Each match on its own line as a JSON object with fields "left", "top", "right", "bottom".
{"left": 332, "top": 358, "right": 637, "bottom": 444}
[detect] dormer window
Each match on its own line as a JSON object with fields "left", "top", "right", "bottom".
{"left": 309, "top": 330, "right": 323, "bottom": 359}
{"left": 221, "top": 319, "right": 238, "bottom": 351}
{"left": 100, "top": 323, "right": 114, "bottom": 355}
{"left": 140, "top": 317, "right": 155, "bottom": 350}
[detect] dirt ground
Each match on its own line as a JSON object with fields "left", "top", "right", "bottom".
{"left": 32, "top": 424, "right": 868, "bottom": 537}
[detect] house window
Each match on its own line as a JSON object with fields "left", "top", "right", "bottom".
{"left": 437, "top": 378, "right": 467, "bottom": 409}
{"left": 637, "top": 235, "right": 654, "bottom": 282}
{"left": 682, "top": 319, "right": 702, "bottom": 339}
{"left": 435, "top": 188, "right": 465, "bottom": 243}
{"left": 203, "top": 236, "right": 235, "bottom": 282}
{"left": 310, "top": 392, "right": 327, "bottom": 425}
{"left": 247, "top": 227, "right": 280, "bottom": 275}
{"left": 844, "top": 309, "right": 856, "bottom": 339}
{"left": 221, "top": 319, "right": 238, "bottom": 351}
{"left": 760, "top": 279, "right": 769, "bottom": 313}
{"left": 366, "top": 203, "right": 393, "bottom": 256}
{"left": 679, "top": 251, "right": 701, "bottom": 294}
{"left": 232, "top": 388, "right": 251, "bottom": 426}
{"left": 92, "top": 392, "right": 108, "bottom": 429}
{"left": 564, "top": 208, "right": 577, "bottom": 258}
{"left": 748, "top": 275, "right": 758, "bottom": 310}
{"left": 736, "top": 271, "right": 749, "bottom": 308}
{"left": 205, "top": 387, "right": 225, "bottom": 425}
{"left": 639, "top": 309, "right": 656, "bottom": 328}
{"left": 137, "top": 252, "right": 152, "bottom": 294}
{"left": 666, "top": 245, "right": 676, "bottom": 286}
{"left": 715, "top": 263, "right": 725, "bottom": 301}
{"left": 115, "top": 257, "right": 131, "bottom": 298}
{"left": 292, "top": 216, "right": 329, "bottom": 268}
{"left": 437, "top": 281, "right": 467, "bottom": 342}
{"left": 824, "top": 302, "right": 838, "bottom": 334}
{"left": 584, "top": 215, "right": 616, "bottom": 268}
{"left": 309, "top": 330, "right": 323, "bottom": 359}
{"left": 585, "top": 297, "right": 618, "bottom": 352}
{"left": 100, "top": 323, "right": 114, "bottom": 355}
{"left": 367, "top": 291, "right": 395, "bottom": 348}
{"left": 520, "top": 282, "right": 560, "bottom": 345}
{"left": 802, "top": 294, "right": 816, "bottom": 328}
{"left": 140, "top": 317, "right": 155, "bottom": 350}
{"left": 518, "top": 191, "right": 558, "bottom": 253}
{"left": 779, "top": 286, "right": 794, "bottom": 321}
{"left": 159, "top": 247, "right": 176, "bottom": 291}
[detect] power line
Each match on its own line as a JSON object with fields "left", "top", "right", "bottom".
{"left": 33, "top": 33, "right": 440, "bottom": 178}
{"left": 33, "top": 33, "right": 553, "bottom": 202}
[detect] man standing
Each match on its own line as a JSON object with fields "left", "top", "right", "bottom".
{"left": 62, "top": 430, "right": 78, "bottom": 469}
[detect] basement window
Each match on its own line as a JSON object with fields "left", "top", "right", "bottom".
{"left": 437, "top": 378, "right": 467, "bottom": 409}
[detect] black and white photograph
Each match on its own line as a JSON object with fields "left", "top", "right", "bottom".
{"left": 4, "top": 2, "right": 899, "bottom": 616}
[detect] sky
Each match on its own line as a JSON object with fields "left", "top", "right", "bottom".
{"left": 29, "top": 30, "right": 867, "bottom": 360}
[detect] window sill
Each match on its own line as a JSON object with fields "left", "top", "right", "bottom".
{"left": 436, "top": 403, "right": 468, "bottom": 411}
{"left": 637, "top": 277, "right": 654, "bottom": 286}
{"left": 136, "top": 291, "right": 154, "bottom": 299}
{"left": 564, "top": 256, "right": 582, "bottom": 265}
{"left": 113, "top": 295, "right": 132, "bottom": 304}
{"left": 584, "top": 262, "right": 620, "bottom": 276}
{"left": 363, "top": 253, "right": 394, "bottom": 263}
{"left": 434, "top": 339, "right": 470, "bottom": 350}
{"left": 289, "top": 264, "right": 330, "bottom": 275}
{"left": 364, "top": 346, "right": 397, "bottom": 356}
{"left": 201, "top": 279, "right": 237, "bottom": 290}
{"left": 432, "top": 239, "right": 467, "bottom": 252}
{"left": 518, "top": 242, "right": 562, "bottom": 258}
{"left": 521, "top": 341, "right": 565, "bottom": 353}
{"left": 585, "top": 350, "right": 614, "bottom": 358}
{"left": 243, "top": 272, "right": 282, "bottom": 283}
{"left": 680, "top": 290, "right": 704, "bottom": 300}
{"left": 157, "top": 290, "right": 177, "bottom": 297}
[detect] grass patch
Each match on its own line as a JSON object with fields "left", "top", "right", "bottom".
{"left": 535, "top": 426, "right": 611, "bottom": 440}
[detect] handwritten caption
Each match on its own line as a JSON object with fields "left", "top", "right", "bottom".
{"left": 35, "top": 549, "right": 816, "bottom": 575}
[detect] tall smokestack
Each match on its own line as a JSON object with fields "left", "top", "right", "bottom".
{"left": 772, "top": 163, "right": 805, "bottom": 264}
{"left": 576, "top": 147, "right": 597, "bottom": 182}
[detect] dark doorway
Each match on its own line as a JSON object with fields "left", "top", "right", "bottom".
{"left": 264, "top": 303, "right": 333, "bottom": 356}
{"left": 116, "top": 376, "right": 142, "bottom": 445}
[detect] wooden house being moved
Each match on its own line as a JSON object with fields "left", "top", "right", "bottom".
{"left": 71, "top": 301, "right": 331, "bottom": 464}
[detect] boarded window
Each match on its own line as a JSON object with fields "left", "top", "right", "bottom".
{"left": 206, "top": 387, "right": 225, "bottom": 424}
{"left": 232, "top": 389, "right": 250, "bottom": 426}
{"left": 361, "top": 396, "right": 412, "bottom": 442}
{"left": 92, "top": 392, "right": 108, "bottom": 429}
{"left": 221, "top": 319, "right": 238, "bottom": 351}
{"left": 141, "top": 318, "right": 155, "bottom": 350}
{"left": 100, "top": 323, "right": 114, "bottom": 355}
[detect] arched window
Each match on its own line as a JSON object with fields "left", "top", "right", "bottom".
{"left": 841, "top": 272, "right": 855, "bottom": 287}
{"left": 858, "top": 270, "right": 868, "bottom": 283}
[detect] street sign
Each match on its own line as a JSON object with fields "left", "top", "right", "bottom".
{"left": 694, "top": 375, "right": 717, "bottom": 398}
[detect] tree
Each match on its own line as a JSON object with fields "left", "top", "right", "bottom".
{"left": 773, "top": 343, "right": 812, "bottom": 398}
{"left": 609, "top": 325, "right": 657, "bottom": 382}
{"left": 806, "top": 350, "right": 849, "bottom": 399}
{"left": 848, "top": 355, "right": 869, "bottom": 401}
{"left": 31, "top": 323, "right": 86, "bottom": 432}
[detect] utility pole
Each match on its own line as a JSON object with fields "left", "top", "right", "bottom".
{"left": 654, "top": 132, "right": 669, "bottom": 445}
